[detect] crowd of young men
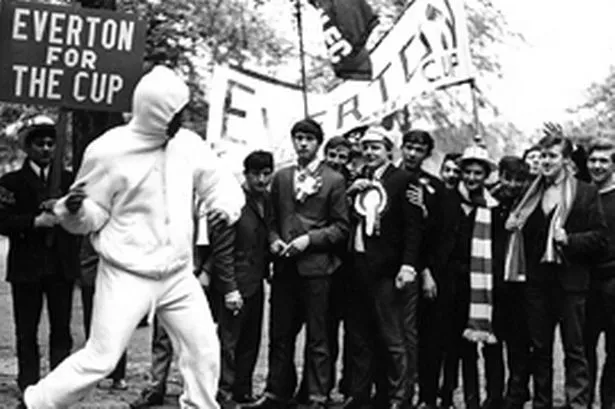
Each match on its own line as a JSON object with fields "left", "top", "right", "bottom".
{"left": 0, "top": 66, "right": 614, "bottom": 409}
{"left": 130, "top": 120, "right": 614, "bottom": 409}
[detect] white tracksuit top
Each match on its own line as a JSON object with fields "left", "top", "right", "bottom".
{"left": 55, "top": 66, "right": 244, "bottom": 278}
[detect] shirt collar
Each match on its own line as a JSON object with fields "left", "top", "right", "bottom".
{"left": 297, "top": 157, "right": 321, "bottom": 174}
{"left": 29, "top": 160, "right": 48, "bottom": 178}
{"left": 373, "top": 161, "right": 391, "bottom": 180}
{"left": 545, "top": 170, "right": 566, "bottom": 188}
{"left": 598, "top": 175, "right": 615, "bottom": 195}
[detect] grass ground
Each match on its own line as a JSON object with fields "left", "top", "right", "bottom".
{"left": 0, "top": 237, "right": 605, "bottom": 408}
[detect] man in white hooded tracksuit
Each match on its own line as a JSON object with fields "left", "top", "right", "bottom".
{"left": 22, "top": 66, "right": 244, "bottom": 409}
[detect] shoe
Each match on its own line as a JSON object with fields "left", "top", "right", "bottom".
{"left": 217, "top": 391, "right": 240, "bottom": 409}
{"left": 299, "top": 402, "right": 327, "bottom": 409}
{"left": 235, "top": 394, "right": 259, "bottom": 405}
{"left": 481, "top": 398, "right": 503, "bottom": 409}
{"left": 388, "top": 402, "right": 406, "bottom": 409}
{"left": 130, "top": 389, "right": 165, "bottom": 408}
{"left": 111, "top": 379, "right": 128, "bottom": 390}
{"left": 341, "top": 396, "right": 369, "bottom": 409}
{"left": 242, "top": 395, "right": 285, "bottom": 409}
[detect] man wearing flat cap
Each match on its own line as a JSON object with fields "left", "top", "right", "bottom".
{"left": 0, "top": 115, "right": 79, "bottom": 399}
{"left": 343, "top": 127, "right": 423, "bottom": 409}
{"left": 253, "top": 118, "right": 349, "bottom": 409}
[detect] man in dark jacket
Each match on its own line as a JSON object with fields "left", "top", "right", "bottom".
{"left": 399, "top": 130, "right": 449, "bottom": 409}
{"left": 506, "top": 134, "right": 607, "bottom": 409}
{"left": 447, "top": 146, "right": 506, "bottom": 409}
{"left": 253, "top": 119, "right": 349, "bottom": 409}
{"left": 585, "top": 138, "right": 615, "bottom": 409}
{"left": 490, "top": 157, "right": 532, "bottom": 409}
{"left": 344, "top": 127, "right": 423, "bottom": 409}
{"left": 0, "top": 115, "right": 79, "bottom": 395}
{"left": 215, "top": 150, "right": 274, "bottom": 407}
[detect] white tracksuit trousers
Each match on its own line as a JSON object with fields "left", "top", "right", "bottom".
{"left": 24, "top": 260, "right": 220, "bottom": 409}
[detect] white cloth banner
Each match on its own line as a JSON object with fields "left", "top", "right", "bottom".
{"left": 207, "top": 0, "right": 473, "bottom": 169}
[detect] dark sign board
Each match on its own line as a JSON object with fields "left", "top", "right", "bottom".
{"left": 0, "top": 1, "right": 146, "bottom": 111}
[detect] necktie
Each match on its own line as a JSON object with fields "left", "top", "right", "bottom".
{"left": 39, "top": 167, "right": 47, "bottom": 186}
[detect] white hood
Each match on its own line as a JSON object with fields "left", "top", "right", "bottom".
{"left": 129, "top": 65, "right": 190, "bottom": 144}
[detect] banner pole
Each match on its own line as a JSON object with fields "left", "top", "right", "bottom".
{"left": 470, "top": 79, "right": 483, "bottom": 145}
{"left": 294, "top": 0, "right": 309, "bottom": 118}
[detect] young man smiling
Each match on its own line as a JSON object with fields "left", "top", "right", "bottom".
{"left": 585, "top": 138, "right": 615, "bottom": 409}
{"left": 344, "top": 127, "right": 422, "bottom": 409}
{"left": 505, "top": 135, "right": 607, "bottom": 409}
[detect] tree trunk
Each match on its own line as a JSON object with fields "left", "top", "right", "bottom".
{"left": 71, "top": 0, "right": 125, "bottom": 170}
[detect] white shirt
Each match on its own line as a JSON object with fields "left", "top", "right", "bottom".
{"left": 29, "top": 161, "right": 49, "bottom": 182}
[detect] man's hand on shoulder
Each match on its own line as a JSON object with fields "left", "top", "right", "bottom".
{"left": 207, "top": 208, "right": 230, "bottom": 230}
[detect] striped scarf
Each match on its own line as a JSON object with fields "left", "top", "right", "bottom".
{"left": 459, "top": 184, "right": 499, "bottom": 344}
{"left": 504, "top": 167, "right": 577, "bottom": 282}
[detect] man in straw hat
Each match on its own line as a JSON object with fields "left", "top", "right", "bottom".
{"left": 505, "top": 134, "right": 607, "bottom": 409}
{"left": 0, "top": 115, "right": 80, "bottom": 404}
{"left": 343, "top": 127, "right": 423, "bottom": 409}
{"left": 21, "top": 66, "right": 244, "bottom": 409}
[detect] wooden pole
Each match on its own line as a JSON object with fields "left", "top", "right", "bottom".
{"left": 49, "top": 109, "right": 68, "bottom": 198}
{"left": 470, "top": 79, "right": 483, "bottom": 146}
{"left": 294, "top": 0, "right": 309, "bottom": 118}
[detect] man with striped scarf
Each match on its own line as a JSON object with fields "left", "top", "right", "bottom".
{"left": 445, "top": 145, "right": 508, "bottom": 409}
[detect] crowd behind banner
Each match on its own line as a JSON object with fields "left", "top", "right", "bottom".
{"left": 0, "top": 68, "right": 614, "bottom": 409}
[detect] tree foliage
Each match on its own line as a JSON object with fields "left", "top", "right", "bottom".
{"left": 566, "top": 65, "right": 615, "bottom": 141}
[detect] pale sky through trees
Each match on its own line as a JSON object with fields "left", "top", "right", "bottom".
{"left": 493, "top": 0, "right": 615, "bottom": 133}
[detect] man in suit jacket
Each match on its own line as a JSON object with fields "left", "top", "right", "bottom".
{"left": 399, "top": 130, "right": 452, "bottom": 409}
{"left": 506, "top": 135, "right": 607, "bottom": 409}
{"left": 0, "top": 116, "right": 79, "bottom": 395}
{"left": 344, "top": 127, "right": 423, "bottom": 409}
{"left": 214, "top": 150, "right": 274, "bottom": 407}
{"left": 253, "top": 119, "right": 349, "bottom": 409}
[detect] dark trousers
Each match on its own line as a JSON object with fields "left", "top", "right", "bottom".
{"left": 81, "top": 285, "right": 127, "bottom": 381}
{"left": 585, "top": 277, "right": 615, "bottom": 409}
{"left": 402, "top": 279, "right": 419, "bottom": 403}
{"left": 345, "top": 257, "right": 413, "bottom": 405}
{"left": 216, "top": 286, "right": 264, "bottom": 399}
{"left": 525, "top": 280, "right": 589, "bottom": 409}
{"left": 444, "top": 288, "right": 504, "bottom": 409}
{"left": 149, "top": 316, "right": 174, "bottom": 395}
{"left": 265, "top": 274, "right": 331, "bottom": 403}
{"left": 500, "top": 283, "right": 531, "bottom": 407}
{"left": 460, "top": 340, "right": 504, "bottom": 409}
{"left": 418, "top": 294, "right": 454, "bottom": 405}
{"left": 11, "top": 277, "right": 74, "bottom": 391}
{"left": 298, "top": 266, "right": 349, "bottom": 401}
